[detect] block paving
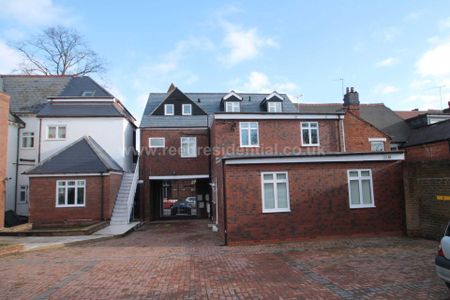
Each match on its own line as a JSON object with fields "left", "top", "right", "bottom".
{"left": 0, "top": 220, "right": 447, "bottom": 299}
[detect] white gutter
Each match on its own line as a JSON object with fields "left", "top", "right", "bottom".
{"left": 214, "top": 114, "right": 344, "bottom": 120}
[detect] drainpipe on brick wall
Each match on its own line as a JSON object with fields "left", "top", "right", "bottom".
{"left": 100, "top": 172, "right": 105, "bottom": 221}
{"left": 340, "top": 117, "right": 346, "bottom": 152}
{"left": 37, "top": 119, "right": 42, "bottom": 162}
{"left": 221, "top": 159, "right": 228, "bottom": 246}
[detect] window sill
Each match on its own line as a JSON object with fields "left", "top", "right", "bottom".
{"left": 349, "top": 205, "right": 376, "bottom": 209}
{"left": 46, "top": 139, "right": 66, "bottom": 141}
{"left": 301, "top": 144, "right": 320, "bottom": 147}
{"left": 240, "top": 145, "right": 260, "bottom": 148}
{"left": 181, "top": 156, "right": 198, "bottom": 159}
{"left": 262, "top": 209, "right": 291, "bottom": 214}
{"left": 56, "top": 205, "right": 86, "bottom": 208}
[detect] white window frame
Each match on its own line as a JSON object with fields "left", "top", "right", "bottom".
{"left": 46, "top": 125, "right": 66, "bottom": 140}
{"left": 21, "top": 131, "right": 35, "bottom": 149}
{"left": 81, "top": 90, "right": 95, "bottom": 97}
{"left": 180, "top": 137, "right": 197, "bottom": 158}
{"left": 368, "top": 138, "right": 386, "bottom": 152}
{"left": 261, "top": 171, "right": 290, "bottom": 213}
{"left": 182, "top": 104, "right": 192, "bottom": 115}
{"left": 301, "top": 122, "right": 320, "bottom": 146}
{"left": 164, "top": 104, "right": 174, "bottom": 116}
{"left": 225, "top": 101, "right": 240, "bottom": 112}
{"left": 239, "top": 122, "right": 259, "bottom": 147}
{"left": 149, "top": 137, "right": 165, "bottom": 148}
{"left": 347, "top": 169, "right": 375, "bottom": 209}
{"left": 56, "top": 180, "right": 86, "bottom": 207}
{"left": 19, "top": 185, "right": 28, "bottom": 203}
{"left": 267, "top": 102, "right": 282, "bottom": 112}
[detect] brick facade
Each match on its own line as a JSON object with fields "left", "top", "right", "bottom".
{"left": 0, "top": 92, "right": 9, "bottom": 228}
{"left": 344, "top": 112, "right": 391, "bottom": 152}
{"left": 405, "top": 140, "right": 450, "bottom": 161}
{"left": 223, "top": 161, "right": 404, "bottom": 244}
{"left": 29, "top": 173, "right": 122, "bottom": 225}
{"left": 403, "top": 160, "right": 450, "bottom": 240}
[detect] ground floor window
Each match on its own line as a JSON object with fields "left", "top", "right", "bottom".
{"left": 261, "top": 172, "right": 290, "bottom": 213}
{"left": 56, "top": 180, "right": 86, "bottom": 207}
{"left": 347, "top": 169, "right": 375, "bottom": 208}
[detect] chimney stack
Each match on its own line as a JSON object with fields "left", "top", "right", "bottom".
{"left": 343, "top": 86, "right": 360, "bottom": 116}
{"left": 444, "top": 101, "right": 450, "bottom": 113}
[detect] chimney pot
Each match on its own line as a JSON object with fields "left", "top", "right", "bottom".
{"left": 346, "top": 87, "right": 350, "bottom": 93}
{"left": 350, "top": 87, "right": 354, "bottom": 93}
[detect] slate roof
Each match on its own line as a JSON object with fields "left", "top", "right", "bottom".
{"left": 403, "top": 119, "right": 450, "bottom": 147}
{"left": 395, "top": 109, "right": 446, "bottom": 120}
{"left": 141, "top": 92, "right": 298, "bottom": 128}
{"left": 0, "top": 75, "right": 72, "bottom": 113}
{"left": 37, "top": 102, "right": 135, "bottom": 123}
{"left": 8, "top": 112, "right": 25, "bottom": 125}
{"left": 297, "top": 103, "right": 411, "bottom": 143}
{"left": 26, "top": 136, "right": 123, "bottom": 175}
{"left": 58, "top": 76, "right": 113, "bottom": 97}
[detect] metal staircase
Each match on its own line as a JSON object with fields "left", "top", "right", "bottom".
{"left": 110, "top": 161, "right": 139, "bottom": 225}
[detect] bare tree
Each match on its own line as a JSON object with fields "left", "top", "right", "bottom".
{"left": 15, "top": 26, "right": 106, "bottom": 76}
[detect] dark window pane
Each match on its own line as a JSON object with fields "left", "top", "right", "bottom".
{"left": 67, "top": 187, "right": 75, "bottom": 204}
{"left": 58, "top": 188, "right": 65, "bottom": 205}
{"left": 77, "top": 187, "right": 84, "bottom": 204}
{"left": 302, "top": 129, "right": 310, "bottom": 144}
{"left": 311, "top": 129, "right": 318, "bottom": 144}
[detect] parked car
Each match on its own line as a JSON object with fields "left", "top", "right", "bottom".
{"left": 163, "top": 199, "right": 177, "bottom": 209}
{"left": 436, "top": 221, "right": 450, "bottom": 289}
{"left": 171, "top": 199, "right": 192, "bottom": 216}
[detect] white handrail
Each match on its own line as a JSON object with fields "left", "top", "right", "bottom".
{"left": 126, "top": 158, "right": 139, "bottom": 223}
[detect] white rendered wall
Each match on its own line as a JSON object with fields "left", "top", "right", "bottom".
{"left": 40, "top": 117, "right": 135, "bottom": 172}
{"left": 6, "top": 122, "right": 19, "bottom": 211}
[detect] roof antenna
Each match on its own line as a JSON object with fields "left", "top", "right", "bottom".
{"left": 334, "top": 78, "right": 345, "bottom": 97}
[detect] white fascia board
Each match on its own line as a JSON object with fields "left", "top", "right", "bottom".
{"left": 223, "top": 91, "right": 243, "bottom": 101}
{"left": 265, "top": 92, "right": 284, "bottom": 101}
{"left": 214, "top": 114, "right": 343, "bottom": 120}
{"left": 224, "top": 152, "right": 405, "bottom": 165}
{"left": 48, "top": 98, "right": 114, "bottom": 103}
{"left": 149, "top": 174, "right": 210, "bottom": 180}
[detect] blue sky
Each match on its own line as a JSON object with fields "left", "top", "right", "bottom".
{"left": 1, "top": 1, "right": 450, "bottom": 120}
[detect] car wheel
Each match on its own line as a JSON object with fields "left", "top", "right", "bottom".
{"left": 445, "top": 282, "right": 450, "bottom": 289}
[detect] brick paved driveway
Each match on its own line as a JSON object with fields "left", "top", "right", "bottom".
{"left": 0, "top": 220, "right": 447, "bottom": 299}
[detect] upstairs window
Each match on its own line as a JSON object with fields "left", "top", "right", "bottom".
{"left": 56, "top": 180, "right": 86, "bottom": 207}
{"left": 369, "top": 138, "right": 386, "bottom": 152}
{"left": 21, "top": 132, "right": 35, "bottom": 148}
{"left": 181, "top": 137, "right": 197, "bottom": 158}
{"left": 267, "top": 102, "right": 282, "bottom": 112}
{"left": 19, "top": 185, "right": 28, "bottom": 203}
{"left": 301, "top": 122, "right": 319, "bottom": 146}
{"left": 261, "top": 172, "right": 290, "bottom": 213}
{"left": 225, "top": 102, "right": 240, "bottom": 112}
{"left": 182, "top": 104, "right": 192, "bottom": 115}
{"left": 347, "top": 170, "right": 375, "bottom": 208}
{"left": 164, "top": 104, "right": 174, "bottom": 115}
{"left": 47, "top": 125, "right": 66, "bottom": 140}
{"left": 149, "top": 138, "right": 165, "bottom": 148}
{"left": 240, "top": 122, "right": 259, "bottom": 147}
{"left": 81, "top": 90, "right": 95, "bottom": 97}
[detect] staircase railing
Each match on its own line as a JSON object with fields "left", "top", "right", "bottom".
{"left": 126, "top": 157, "right": 139, "bottom": 223}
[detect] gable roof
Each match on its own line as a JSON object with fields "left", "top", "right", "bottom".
{"left": 297, "top": 103, "right": 411, "bottom": 143}
{"left": 141, "top": 91, "right": 298, "bottom": 128}
{"left": 403, "top": 119, "right": 450, "bottom": 147}
{"left": 0, "top": 75, "right": 72, "bottom": 113}
{"left": 26, "top": 136, "right": 123, "bottom": 175}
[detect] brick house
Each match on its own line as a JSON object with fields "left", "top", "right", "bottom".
{"left": 140, "top": 85, "right": 405, "bottom": 244}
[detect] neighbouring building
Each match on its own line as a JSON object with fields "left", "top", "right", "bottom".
{"left": 402, "top": 118, "right": 450, "bottom": 239}
{"left": 140, "top": 85, "right": 405, "bottom": 244}
{"left": 0, "top": 92, "right": 10, "bottom": 228}
{"left": 2, "top": 75, "right": 138, "bottom": 226}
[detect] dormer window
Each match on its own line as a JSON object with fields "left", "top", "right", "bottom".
{"left": 267, "top": 102, "right": 282, "bottom": 112}
{"left": 225, "top": 102, "right": 240, "bottom": 112}
{"left": 81, "top": 90, "right": 95, "bottom": 97}
{"left": 182, "top": 104, "right": 192, "bottom": 115}
{"left": 164, "top": 104, "right": 174, "bottom": 116}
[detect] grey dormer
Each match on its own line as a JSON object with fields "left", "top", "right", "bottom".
{"left": 221, "top": 91, "right": 243, "bottom": 112}
{"left": 261, "top": 91, "right": 284, "bottom": 112}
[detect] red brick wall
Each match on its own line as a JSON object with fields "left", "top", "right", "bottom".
{"left": 29, "top": 173, "right": 123, "bottom": 225}
{"left": 140, "top": 128, "right": 210, "bottom": 221}
{"left": 0, "top": 93, "right": 9, "bottom": 228}
{"left": 344, "top": 112, "right": 391, "bottom": 152}
{"left": 212, "top": 119, "right": 341, "bottom": 156}
{"left": 223, "top": 161, "right": 404, "bottom": 244}
{"left": 405, "top": 141, "right": 450, "bottom": 161}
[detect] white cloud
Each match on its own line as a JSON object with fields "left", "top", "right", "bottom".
{"left": 236, "top": 71, "right": 299, "bottom": 95}
{"left": 220, "top": 22, "right": 278, "bottom": 67}
{"left": 374, "top": 84, "right": 399, "bottom": 95}
{"left": 374, "top": 57, "right": 398, "bottom": 68}
{"left": 416, "top": 41, "right": 450, "bottom": 77}
{"left": 0, "top": 40, "right": 22, "bottom": 73}
{"left": 0, "top": 0, "right": 73, "bottom": 26}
